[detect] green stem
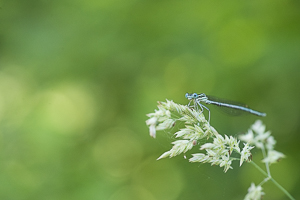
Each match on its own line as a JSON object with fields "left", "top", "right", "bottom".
{"left": 261, "top": 145, "right": 271, "bottom": 176}
{"left": 250, "top": 161, "right": 295, "bottom": 200}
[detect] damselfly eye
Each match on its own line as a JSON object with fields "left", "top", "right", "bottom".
{"left": 185, "top": 93, "right": 189, "bottom": 98}
{"left": 192, "top": 93, "right": 198, "bottom": 98}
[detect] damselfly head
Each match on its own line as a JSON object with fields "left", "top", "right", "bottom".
{"left": 185, "top": 93, "right": 199, "bottom": 100}
{"left": 192, "top": 93, "right": 198, "bottom": 98}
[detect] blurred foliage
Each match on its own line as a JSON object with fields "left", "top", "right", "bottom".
{"left": 1, "top": 0, "right": 300, "bottom": 199}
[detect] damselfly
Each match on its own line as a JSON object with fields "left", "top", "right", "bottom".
{"left": 185, "top": 93, "right": 266, "bottom": 122}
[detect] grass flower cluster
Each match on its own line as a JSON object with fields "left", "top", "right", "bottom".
{"left": 146, "top": 100, "right": 294, "bottom": 200}
{"left": 239, "top": 120, "right": 285, "bottom": 165}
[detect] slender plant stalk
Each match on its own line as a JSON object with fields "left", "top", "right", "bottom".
{"left": 250, "top": 162, "right": 295, "bottom": 200}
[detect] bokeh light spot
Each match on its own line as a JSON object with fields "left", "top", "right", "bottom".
{"left": 41, "top": 83, "right": 97, "bottom": 134}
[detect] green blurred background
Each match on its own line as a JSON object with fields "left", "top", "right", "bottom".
{"left": 1, "top": 0, "right": 300, "bottom": 199}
